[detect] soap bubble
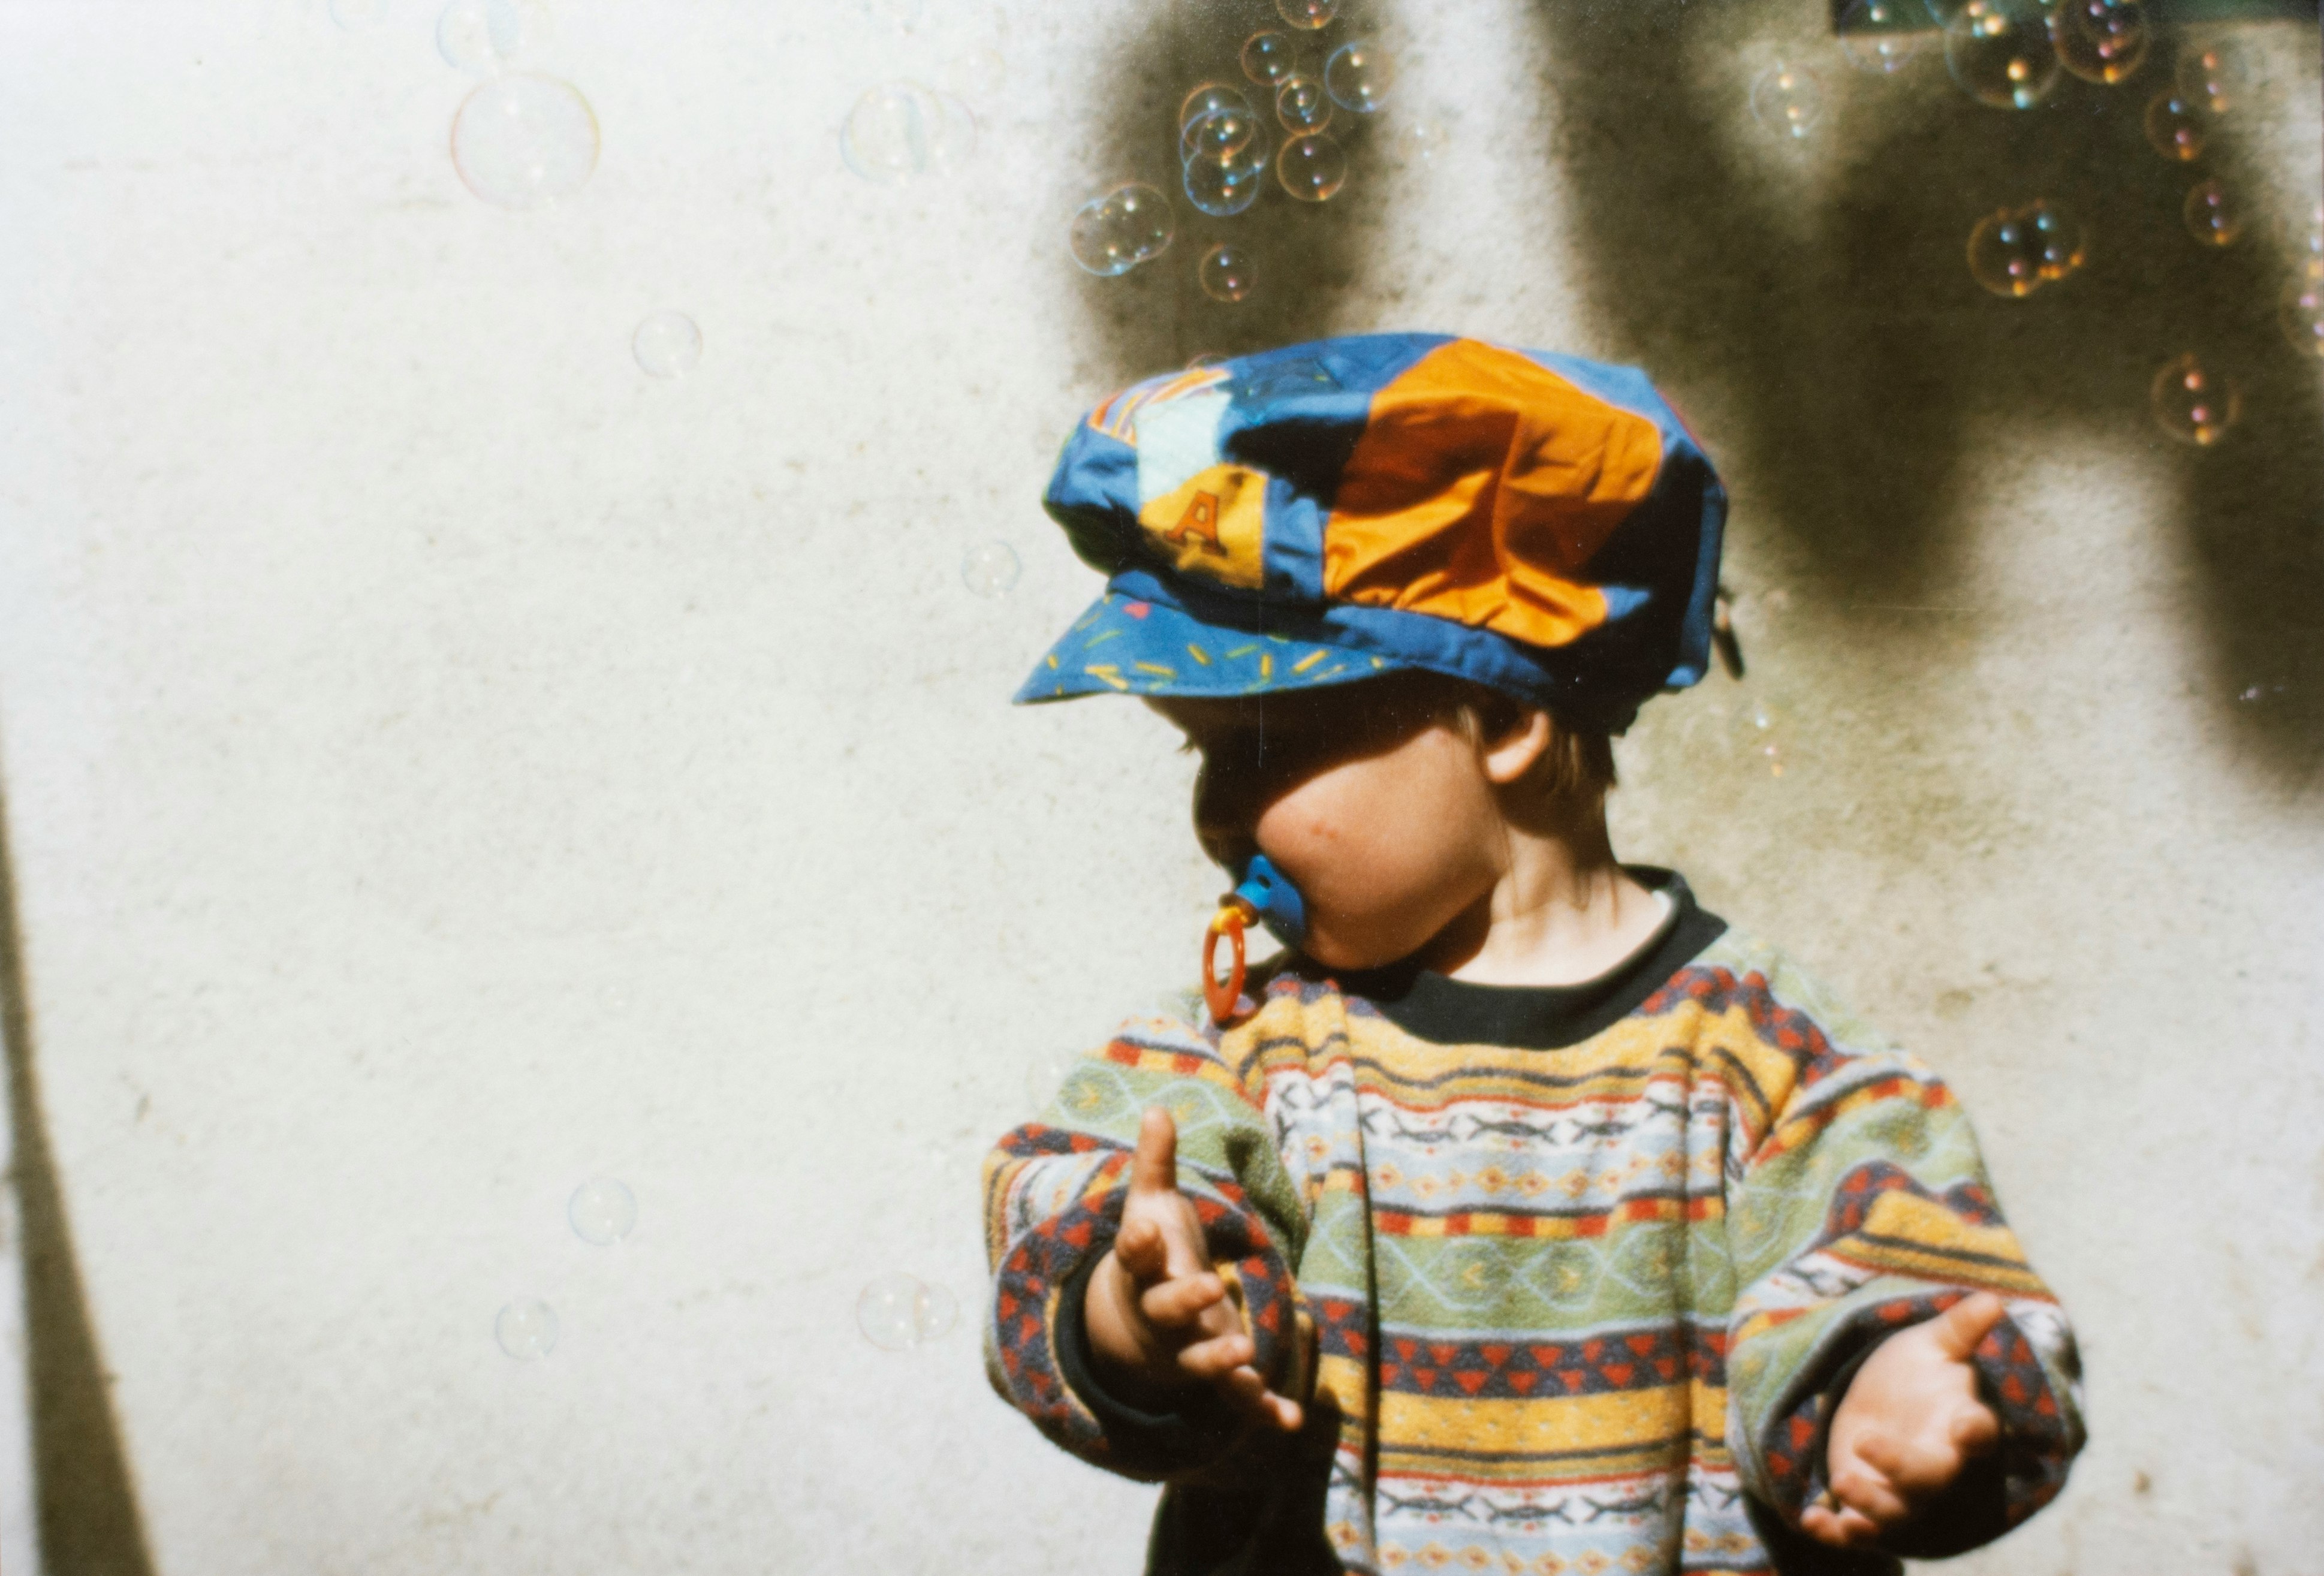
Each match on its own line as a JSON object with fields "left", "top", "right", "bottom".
{"left": 2142, "top": 93, "right": 2205, "bottom": 161}
{"left": 1183, "top": 106, "right": 1260, "bottom": 162}
{"left": 939, "top": 47, "right": 1006, "bottom": 102}
{"left": 632, "top": 311, "right": 702, "bottom": 377}
{"left": 1069, "top": 183, "right": 1174, "bottom": 275}
{"left": 841, "top": 82, "right": 975, "bottom": 184}
{"left": 2175, "top": 38, "right": 2249, "bottom": 115}
{"left": 1277, "top": 133, "right": 1347, "bottom": 202}
{"left": 1945, "top": 0, "right": 2061, "bottom": 109}
{"left": 2182, "top": 179, "right": 2242, "bottom": 248}
{"left": 2150, "top": 354, "right": 2241, "bottom": 445}
{"left": 1276, "top": 0, "right": 1335, "bottom": 29}
{"left": 1199, "top": 245, "right": 1255, "bottom": 303}
{"left": 1026, "top": 1047, "right": 1077, "bottom": 1108}
{"left": 568, "top": 1177, "right": 637, "bottom": 1244}
{"left": 1966, "top": 201, "right": 2085, "bottom": 297}
{"left": 1180, "top": 82, "right": 1255, "bottom": 134}
{"left": 331, "top": 0, "right": 389, "bottom": 29}
{"left": 1749, "top": 63, "right": 1825, "bottom": 139}
{"left": 1183, "top": 141, "right": 1269, "bottom": 217}
{"left": 1392, "top": 116, "right": 1452, "bottom": 165}
{"left": 1325, "top": 41, "right": 1392, "bottom": 113}
{"left": 1840, "top": 0, "right": 1927, "bottom": 74}
{"left": 437, "top": 0, "right": 523, "bottom": 70}
{"left": 857, "top": 1273, "right": 958, "bottom": 1351}
{"left": 1243, "top": 31, "right": 1299, "bottom": 85}
{"left": 451, "top": 76, "right": 598, "bottom": 210}
{"left": 2048, "top": 0, "right": 2148, "bottom": 85}
{"left": 961, "top": 541, "right": 1021, "bottom": 596}
{"left": 1276, "top": 77, "right": 1333, "bottom": 134}
{"left": 496, "top": 1299, "right": 559, "bottom": 1358}
{"left": 2280, "top": 260, "right": 2324, "bottom": 360}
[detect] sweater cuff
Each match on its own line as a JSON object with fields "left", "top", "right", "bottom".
{"left": 1055, "top": 1255, "right": 1246, "bottom": 1478}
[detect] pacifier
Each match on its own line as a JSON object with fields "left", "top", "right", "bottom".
{"left": 1202, "top": 854, "right": 1308, "bottom": 1024}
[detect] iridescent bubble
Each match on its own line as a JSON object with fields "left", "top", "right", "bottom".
{"left": 1276, "top": 0, "right": 1335, "bottom": 29}
{"left": 961, "top": 541, "right": 1021, "bottom": 596}
{"left": 2048, "top": 0, "right": 2148, "bottom": 85}
{"left": 437, "top": 0, "right": 523, "bottom": 70}
{"left": 841, "top": 82, "right": 975, "bottom": 185}
{"left": 1069, "top": 183, "right": 1175, "bottom": 276}
{"left": 1182, "top": 106, "right": 1260, "bottom": 162}
{"left": 1243, "top": 31, "right": 1299, "bottom": 85}
{"left": 496, "top": 1298, "right": 559, "bottom": 1358}
{"left": 1276, "top": 77, "right": 1333, "bottom": 134}
{"left": 1945, "top": 0, "right": 2061, "bottom": 109}
{"left": 939, "top": 47, "right": 1006, "bottom": 102}
{"left": 2150, "top": 354, "right": 2241, "bottom": 445}
{"left": 2182, "top": 179, "right": 2242, "bottom": 248}
{"left": 1392, "top": 116, "right": 1452, "bottom": 165}
{"left": 1183, "top": 141, "right": 1269, "bottom": 217}
{"left": 2142, "top": 92, "right": 2206, "bottom": 161}
{"left": 451, "top": 76, "right": 598, "bottom": 210}
{"left": 1748, "top": 63, "right": 1825, "bottom": 139}
{"left": 2280, "top": 259, "right": 2324, "bottom": 360}
{"left": 857, "top": 1273, "right": 958, "bottom": 1351}
{"left": 1179, "top": 82, "right": 1255, "bottom": 135}
{"left": 1966, "top": 201, "right": 2085, "bottom": 297}
{"left": 1839, "top": 0, "right": 1928, "bottom": 74}
{"left": 2175, "top": 38, "right": 2249, "bottom": 115}
{"left": 1277, "top": 133, "right": 1346, "bottom": 202}
{"left": 1199, "top": 245, "right": 1255, "bottom": 303}
{"left": 568, "top": 1177, "right": 637, "bottom": 1244}
{"left": 632, "top": 311, "right": 702, "bottom": 377}
{"left": 331, "top": 0, "right": 389, "bottom": 29}
{"left": 1325, "top": 41, "right": 1393, "bottom": 113}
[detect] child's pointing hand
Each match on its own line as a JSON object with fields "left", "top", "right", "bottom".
{"left": 1083, "top": 1107, "right": 1305, "bottom": 1435}
{"left": 1800, "top": 1292, "right": 2009, "bottom": 1550}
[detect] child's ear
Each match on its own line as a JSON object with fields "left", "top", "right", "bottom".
{"left": 1478, "top": 707, "right": 1552, "bottom": 785}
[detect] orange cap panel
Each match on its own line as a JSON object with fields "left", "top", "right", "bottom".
{"left": 1322, "top": 339, "right": 1665, "bottom": 650}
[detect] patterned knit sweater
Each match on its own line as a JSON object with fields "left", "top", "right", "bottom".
{"left": 982, "top": 875, "right": 2084, "bottom": 1575}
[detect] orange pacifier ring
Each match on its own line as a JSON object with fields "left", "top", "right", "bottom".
{"left": 1204, "top": 899, "right": 1255, "bottom": 1024}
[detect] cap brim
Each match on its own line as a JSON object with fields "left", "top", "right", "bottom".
{"left": 1013, "top": 583, "right": 1409, "bottom": 704}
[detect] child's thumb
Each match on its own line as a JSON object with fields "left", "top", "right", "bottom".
{"left": 1931, "top": 1291, "right": 2008, "bottom": 1360}
{"left": 1129, "top": 1106, "right": 1180, "bottom": 1196}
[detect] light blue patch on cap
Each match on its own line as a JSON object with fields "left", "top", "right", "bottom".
{"left": 1133, "top": 388, "right": 1234, "bottom": 508}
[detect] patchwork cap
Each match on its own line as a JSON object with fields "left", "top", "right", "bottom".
{"left": 1013, "top": 333, "right": 1727, "bottom": 734}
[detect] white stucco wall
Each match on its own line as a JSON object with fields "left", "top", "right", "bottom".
{"left": 1, "top": 1, "right": 2319, "bottom": 1573}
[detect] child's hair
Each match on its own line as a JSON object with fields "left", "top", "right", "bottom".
{"left": 1423, "top": 674, "right": 1618, "bottom": 810}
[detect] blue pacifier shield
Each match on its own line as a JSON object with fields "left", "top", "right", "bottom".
{"left": 1232, "top": 854, "right": 1307, "bottom": 948}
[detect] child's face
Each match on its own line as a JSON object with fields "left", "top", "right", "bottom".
{"left": 1150, "top": 677, "right": 1506, "bottom": 970}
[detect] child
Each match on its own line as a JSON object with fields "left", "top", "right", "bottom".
{"left": 982, "top": 334, "right": 2083, "bottom": 1576}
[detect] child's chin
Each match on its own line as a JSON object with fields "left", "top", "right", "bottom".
{"left": 1299, "top": 928, "right": 1420, "bottom": 974}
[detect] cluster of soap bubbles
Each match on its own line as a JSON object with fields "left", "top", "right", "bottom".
{"left": 493, "top": 1177, "right": 638, "bottom": 1361}
{"left": 1069, "top": 183, "right": 1177, "bottom": 276}
{"left": 1071, "top": 21, "right": 1397, "bottom": 295}
{"left": 842, "top": 82, "right": 976, "bottom": 185}
{"left": 1966, "top": 201, "right": 2085, "bottom": 299}
{"left": 857, "top": 1272, "right": 960, "bottom": 1351}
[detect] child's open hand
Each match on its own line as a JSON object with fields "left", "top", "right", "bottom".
{"left": 1799, "top": 1292, "right": 2007, "bottom": 1550}
{"left": 1083, "top": 1107, "right": 1304, "bottom": 1435}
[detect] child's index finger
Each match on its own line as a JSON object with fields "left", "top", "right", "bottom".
{"left": 1129, "top": 1105, "right": 1180, "bottom": 1197}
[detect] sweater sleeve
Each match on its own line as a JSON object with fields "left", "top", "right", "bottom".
{"left": 1714, "top": 954, "right": 2085, "bottom": 1559}
{"left": 980, "top": 995, "right": 1313, "bottom": 1482}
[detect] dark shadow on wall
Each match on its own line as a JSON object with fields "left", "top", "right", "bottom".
{"left": 1527, "top": 3, "right": 2324, "bottom": 789}
{"left": 1068, "top": 0, "right": 1391, "bottom": 387}
{"left": 0, "top": 769, "right": 158, "bottom": 1576}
